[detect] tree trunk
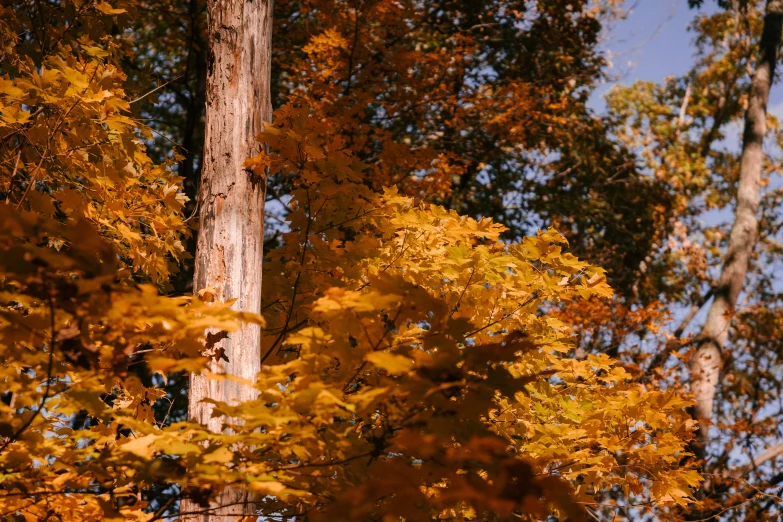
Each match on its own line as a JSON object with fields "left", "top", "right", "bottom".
{"left": 180, "top": 0, "right": 273, "bottom": 519}
{"left": 691, "top": 0, "right": 783, "bottom": 457}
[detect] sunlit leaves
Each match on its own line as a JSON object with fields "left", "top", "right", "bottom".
{"left": 0, "top": 98, "right": 700, "bottom": 520}
{"left": 0, "top": 1, "right": 188, "bottom": 286}
{"left": 248, "top": 104, "right": 700, "bottom": 519}
{"left": 0, "top": 1, "right": 705, "bottom": 520}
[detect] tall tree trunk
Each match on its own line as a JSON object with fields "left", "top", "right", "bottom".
{"left": 180, "top": 0, "right": 273, "bottom": 519}
{"left": 691, "top": 0, "right": 783, "bottom": 458}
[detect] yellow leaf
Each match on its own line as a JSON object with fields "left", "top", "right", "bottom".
{"left": 366, "top": 351, "right": 414, "bottom": 375}
{"left": 95, "top": 1, "right": 126, "bottom": 14}
{"left": 248, "top": 480, "right": 286, "bottom": 494}
{"left": 119, "top": 434, "right": 158, "bottom": 459}
{"left": 203, "top": 446, "right": 234, "bottom": 464}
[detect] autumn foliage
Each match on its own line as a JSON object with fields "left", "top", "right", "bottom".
{"left": 7, "top": 0, "right": 783, "bottom": 520}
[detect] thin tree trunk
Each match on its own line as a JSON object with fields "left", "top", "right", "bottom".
{"left": 178, "top": 0, "right": 208, "bottom": 207}
{"left": 691, "top": 0, "right": 783, "bottom": 458}
{"left": 180, "top": 0, "right": 273, "bottom": 519}
{"left": 171, "top": 0, "right": 208, "bottom": 296}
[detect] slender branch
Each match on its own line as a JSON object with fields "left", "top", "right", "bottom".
{"left": 464, "top": 292, "right": 539, "bottom": 339}
{"left": 150, "top": 496, "right": 176, "bottom": 521}
{"left": 4, "top": 149, "right": 22, "bottom": 204}
{"left": 449, "top": 264, "right": 477, "bottom": 318}
{"left": 261, "top": 189, "right": 313, "bottom": 364}
{"left": 641, "top": 288, "right": 715, "bottom": 380}
{"left": 343, "top": 307, "right": 404, "bottom": 393}
{"left": 343, "top": 7, "right": 361, "bottom": 96}
{"left": 16, "top": 68, "right": 98, "bottom": 209}
{"left": 731, "top": 441, "right": 783, "bottom": 477}
{"left": 674, "top": 288, "right": 714, "bottom": 339}
{"left": 274, "top": 449, "right": 375, "bottom": 471}
{"left": 129, "top": 75, "right": 184, "bottom": 104}
{"left": 0, "top": 277, "right": 57, "bottom": 454}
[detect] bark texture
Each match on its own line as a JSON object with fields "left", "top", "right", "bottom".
{"left": 691, "top": 0, "right": 783, "bottom": 455}
{"left": 180, "top": 0, "right": 273, "bottom": 519}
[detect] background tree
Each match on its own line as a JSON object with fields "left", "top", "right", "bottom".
{"left": 268, "top": 0, "right": 672, "bottom": 299}
{"left": 692, "top": 0, "right": 782, "bottom": 474}
{"left": 593, "top": 0, "right": 783, "bottom": 518}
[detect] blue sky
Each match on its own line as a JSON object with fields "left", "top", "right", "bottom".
{"left": 589, "top": 0, "right": 700, "bottom": 112}
{"left": 593, "top": 0, "right": 783, "bottom": 115}
{"left": 592, "top": 0, "right": 783, "bottom": 173}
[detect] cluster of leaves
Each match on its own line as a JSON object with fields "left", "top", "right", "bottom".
{"left": 270, "top": 0, "right": 674, "bottom": 300}
{"left": 0, "top": 1, "right": 189, "bottom": 286}
{"left": 0, "top": 204, "right": 256, "bottom": 520}
{"left": 0, "top": 100, "right": 702, "bottom": 520}
{"left": 242, "top": 105, "right": 702, "bottom": 518}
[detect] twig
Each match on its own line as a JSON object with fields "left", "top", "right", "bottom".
{"left": 674, "top": 288, "right": 714, "bottom": 338}
{"left": 4, "top": 149, "right": 22, "bottom": 203}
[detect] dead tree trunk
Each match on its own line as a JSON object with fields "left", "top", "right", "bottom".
{"left": 180, "top": 0, "right": 273, "bottom": 519}
{"left": 691, "top": 0, "right": 783, "bottom": 457}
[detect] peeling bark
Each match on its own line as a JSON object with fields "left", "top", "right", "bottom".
{"left": 691, "top": 0, "right": 783, "bottom": 457}
{"left": 180, "top": 0, "right": 273, "bottom": 519}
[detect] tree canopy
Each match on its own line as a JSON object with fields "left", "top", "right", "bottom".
{"left": 1, "top": 0, "right": 783, "bottom": 521}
